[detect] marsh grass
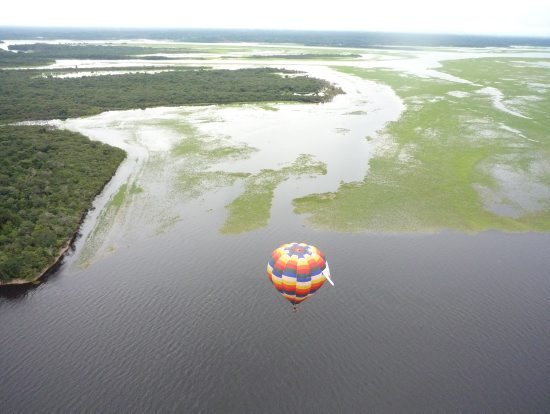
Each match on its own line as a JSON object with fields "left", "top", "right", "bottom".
{"left": 156, "top": 214, "right": 182, "bottom": 235}
{"left": 77, "top": 182, "right": 129, "bottom": 267}
{"left": 222, "top": 154, "right": 327, "bottom": 233}
{"left": 165, "top": 119, "right": 327, "bottom": 233}
{"left": 293, "top": 61, "right": 550, "bottom": 232}
{"left": 161, "top": 119, "right": 254, "bottom": 200}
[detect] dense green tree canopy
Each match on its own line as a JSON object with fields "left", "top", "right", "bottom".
{"left": 0, "top": 126, "right": 126, "bottom": 282}
{"left": 7, "top": 43, "right": 195, "bottom": 60}
{"left": 0, "top": 67, "right": 342, "bottom": 123}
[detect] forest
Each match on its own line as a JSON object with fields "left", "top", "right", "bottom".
{"left": 0, "top": 67, "right": 342, "bottom": 122}
{"left": 0, "top": 126, "right": 126, "bottom": 283}
{"left": 7, "top": 43, "right": 195, "bottom": 60}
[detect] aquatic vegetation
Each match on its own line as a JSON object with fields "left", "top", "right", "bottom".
{"left": 178, "top": 171, "right": 251, "bottom": 199}
{"left": 293, "top": 61, "right": 550, "bottom": 232}
{"left": 222, "top": 155, "right": 327, "bottom": 234}
{"left": 155, "top": 214, "right": 182, "bottom": 235}
{"left": 244, "top": 53, "right": 361, "bottom": 60}
{"left": 129, "top": 183, "right": 144, "bottom": 194}
{"left": 77, "top": 181, "right": 132, "bottom": 267}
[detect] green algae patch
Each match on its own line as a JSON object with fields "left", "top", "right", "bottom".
{"left": 0, "top": 125, "right": 125, "bottom": 283}
{"left": 345, "top": 110, "right": 368, "bottom": 115}
{"left": 167, "top": 118, "right": 328, "bottom": 234}
{"left": 109, "top": 183, "right": 129, "bottom": 209}
{"left": 293, "top": 62, "right": 550, "bottom": 233}
{"left": 221, "top": 155, "right": 327, "bottom": 234}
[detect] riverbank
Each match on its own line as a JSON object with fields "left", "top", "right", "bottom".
{"left": 0, "top": 126, "right": 126, "bottom": 285}
{"left": 0, "top": 160, "right": 125, "bottom": 286}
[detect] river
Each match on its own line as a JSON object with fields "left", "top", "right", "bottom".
{"left": 1, "top": 45, "right": 549, "bottom": 412}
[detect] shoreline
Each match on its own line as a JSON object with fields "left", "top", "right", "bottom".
{"left": 0, "top": 158, "right": 126, "bottom": 287}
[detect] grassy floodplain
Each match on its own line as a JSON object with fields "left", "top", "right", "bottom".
{"left": 169, "top": 119, "right": 256, "bottom": 199}
{"left": 221, "top": 154, "right": 327, "bottom": 233}
{"left": 166, "top": 119, "right": 327, "bottom": 233}
{"left": 293, "top": 58, "right": 550, "bottom": 232}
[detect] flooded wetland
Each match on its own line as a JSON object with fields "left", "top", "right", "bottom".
{"left": 1, "top": 39, "right": 549, "bottom": 412}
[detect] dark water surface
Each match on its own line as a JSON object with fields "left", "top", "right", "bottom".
{"left": 1, "top": 221, "right": 549, "bottom": 412}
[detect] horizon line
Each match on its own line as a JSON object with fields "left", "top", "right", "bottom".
{"left": 1, "top": 25, "right": 550, "bottom": 39}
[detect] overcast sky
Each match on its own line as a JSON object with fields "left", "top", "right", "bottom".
{"left": 2, "top": 0, "right": 550, "bottom": 37}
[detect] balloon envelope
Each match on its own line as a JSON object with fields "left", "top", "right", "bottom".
{"left": 267, "top": 242, "right": 329, "bottom": 306}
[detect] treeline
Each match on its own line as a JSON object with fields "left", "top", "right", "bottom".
{"left": 0, "top": 48, "right": 53, "bottom": 67}
{"left": 3, "top": 27, "right": 550, "bottom": 47}
{"left": 0, "top": 67, "right": 343, "bottom": 123}
{"left": 7, "top": 43, "right": 195, "bottom": 61}
{"left": 0, "top": 126, "right": 126, "bottom": 282}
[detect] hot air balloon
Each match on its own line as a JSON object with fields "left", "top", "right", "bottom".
{"left": 267, "top": 242, "right": 334, "bottom": 310}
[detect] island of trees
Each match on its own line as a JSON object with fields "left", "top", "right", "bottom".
{"left": 0, "top": 67, "right": 342, "bottom": 123}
